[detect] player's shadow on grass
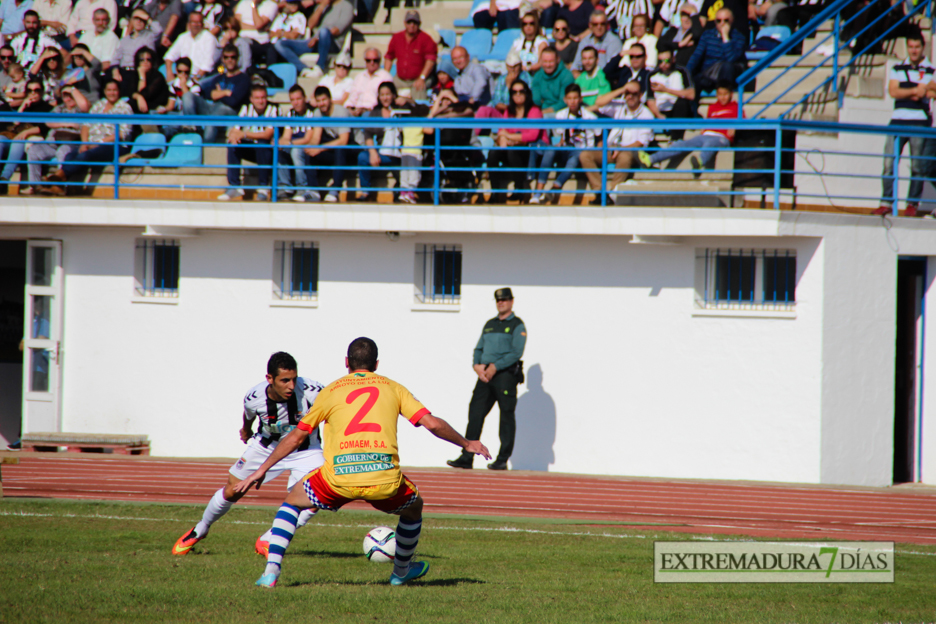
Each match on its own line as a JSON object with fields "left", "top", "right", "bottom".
{"left": 313, "top": 578, "right": 485, "bottom": 587}
{"left": 293, "top": 550, "right": 444, "bottom": 561}
{"left": 511, "top": 364, "right": 556, "bottom": 471}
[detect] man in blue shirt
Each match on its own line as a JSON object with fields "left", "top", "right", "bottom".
{"left": 182, "top": 43, "right": 251, "bottom": 145}
{"left": 0, "top": 0, "right": 33, "bottom": 37}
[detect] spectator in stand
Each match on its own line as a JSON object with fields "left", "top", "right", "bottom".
{"left": 643, "top": 78, "right": 736, "bottom": 172}
{"left": 275, "top": 0, "right": 353, "bottom": 80}
{"left": 344, "top": 46, "right": 392, "bottom": 115}
{"left": 65, "top": 43, "right": 101, "bottom": 102}
{"left": 10, "top": 11, "right": 61, "bottom": 68}
{"left": 114, "top": 9, "right": 160, "bottom": 76}
{"left": 316, "top": 51, "right": 352, "bottom": 105}
{"left": 550, "top": 18, "right": 578, "bottom": 68}
{"left": 0, "top": 46, "right": 15, "bottom": 93}
{"left": 67, "top": 0, "right": 118, "bottom": 49}
{"left": 580, "top": 80, "right": 653, "bottom": 204}
{"left": 532, "top": 46, "right": 574, "bottom": 115}
{"left": 263, "top": 0, "right": 305, "bottom": 66}
{"left": 2, "top": 61, "right": 26, "bottom": 106}
{"left": 277, "top": 84, "right": 316, "bottom": 201}
{"left": 423, "top": 88, "right": 477, "bottom": 203}
{"left": 531, "top": 83, "right": 598, "bottom": 204}
{"left": 157, "top": 53, "right": 197, "bottom": 112}
{"left": 472, "top": 0, "right": 521, "bottom": 31}
{"left": 750, "top": 0, "right": 792, "bottom": 28}
{"left": 532, "top": 0, "right": 557, "bottom": 30}
{"left": 217, "top": 84, "right": 277, "bottom": 201}
{"left": 120, "top": 46, "right": 168, "bottom": 112}
{"left": 653, "top": 0, "right": 691, "bottom": 36}
{"left": 0, "top": 78, "right": 53, "bottom": 189}
{"left": 0, "top": 0, "right": 33, "bottom": 38}
{"left": 574, "top": 45, "right": 610, "bottom": 105}
{"left": 486, "top": 80, "right": 546, "bottom": 204}
{"left": 511, "top": 11, "right": 548, "bottom": 75}
{"left": 698, "top": 0, "right": 747, "bottom": 43}
{"left": 306, "top": 84, "right": 353, "bottom": 202}
{"left": 193, "top": 0, "right": 225, "bottom": 36}
{"left": 144, "top": 0, "right": 183, "bottom": 54}
{"left": 79, "top": 9, "right": 119, "bottom": 68}
{"left": 603, "top": 42, "right": 653, "bottom": 95}
{"left": 232, "top": 0, "right": 277, "bottom": 62}
{"left": 23, "top": 86, "right": 86, "bottom": 195}
{"left": 385, "top": 10, "right": 437, "bottom": 101}
{"left": 218, "top": 15, "right": 251, "bottom": 72}
{"left": 356, "top": 81, "right": 407, "bottom": 202}
{"left": 448, "top": 45, "right": 491, "bottom": 107}
{"left": 572, "top": 10, "right": 621, "bottom": 77}
{"left": 657, "top": 2, "right": 701, "bottom": 68}
{"left": 163, "top": 11, "right": 218, "bottom": 80}
{"left": 648, "top": 48, "right": 693, "bottom": 137}
{"left": 621, "top": 13, "right": 657, "bottom": 69}
{"left": 28, "top": 47, "right": 64, "bottom": 104}
{"left": 477, "top": 49, "right": 529, "bottom": 122}
{"left": 605, "top": 0, "right": 652, "bottom": 39}
{"left": 556, "top": 0, "right": 593, "bottom": 38}
{"left": 42, "top": 79, "right": 133, "bottom": 196}
{"left": 876, "top": 32, "right": 936, "bottom": 217}
{"left": 114, "top": 0, "right": 145, "bottom": 35}
{"left": 32, "top": 0, "right": 71, "bottom": 44}
{"left": 685, "top": 7, "right": 745, "bottom": 93}
{"left": 183, "top": 44, "right": 251, "bottom": 144}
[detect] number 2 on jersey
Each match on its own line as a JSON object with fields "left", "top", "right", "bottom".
{"left": 344, "top": 387, "right": 382, "bottom": 436}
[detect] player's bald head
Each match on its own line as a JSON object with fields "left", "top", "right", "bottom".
{"left": 347, "top": 337, "right": 378, "bottom": 371}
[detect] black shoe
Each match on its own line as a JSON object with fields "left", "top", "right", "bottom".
{"left": 6, "top": 439, "right": 21, "bottom": 451}
{"left": 446, "top": 457, "right": 473, "bottom": 469}
{"left": 487, "top": 460, "right": 508, "bottom": 470}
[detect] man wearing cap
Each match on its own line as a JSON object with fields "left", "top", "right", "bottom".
{"left": 384, "top": 10, "right": 437, "bottom": 101}
{"left": 447, "top": 288, "right": 527, "bottom": 471}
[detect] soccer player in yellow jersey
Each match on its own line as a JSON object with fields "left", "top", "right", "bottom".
{"left": 234, "top": 337, "right": 491, "bottom": 588}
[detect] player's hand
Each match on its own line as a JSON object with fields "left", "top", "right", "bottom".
{"left": 464, "top": 440, "right": 492, "bottom": 460}
{"left": 234, "top": 471, "right": 265, "bottom": 492}
{"left": 239, "top": 427, "right": 252, "bottom": 443}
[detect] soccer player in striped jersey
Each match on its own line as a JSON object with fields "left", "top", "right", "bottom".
{"left": 234, "top": 337, "right": 491, "bottom": 588}
{"left": 172, "top": 352, "right": 325, "bottom": 556}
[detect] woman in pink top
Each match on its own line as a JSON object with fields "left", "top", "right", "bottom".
{"left": 485, "top": 80, "right": 546, "bottom": 204}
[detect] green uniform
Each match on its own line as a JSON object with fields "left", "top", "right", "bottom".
{"left": 459, "top": 313, "right": 527, "bottom": 465}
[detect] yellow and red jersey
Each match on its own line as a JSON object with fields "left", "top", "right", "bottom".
{"left": 297, "top": 370, "right": 429, "bottom": 490}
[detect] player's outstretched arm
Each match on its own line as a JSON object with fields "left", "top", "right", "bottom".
{"left": 233, "top": 427, "right": 310, "bottom": 493}
{"left": 418, "top": 414, "right": 492, "bottom": 460}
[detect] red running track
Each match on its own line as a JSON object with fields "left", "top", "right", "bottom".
{"left": 3, "top": 454, "right": 936, "bottom": 545}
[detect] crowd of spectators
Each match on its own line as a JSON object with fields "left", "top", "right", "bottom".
{"left": 0, "top": 0, "right": 903, "bottom": 205}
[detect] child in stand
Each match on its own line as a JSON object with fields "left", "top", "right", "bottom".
{"left": 3, "top": 63, "right": 27, "bottom": 107}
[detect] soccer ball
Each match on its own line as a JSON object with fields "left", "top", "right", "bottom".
{"left": 363, "top": 526, "right": 396, "bottom": 563}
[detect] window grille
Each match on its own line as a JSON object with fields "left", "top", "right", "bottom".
{"left": 415, "top": 244, "right": 462, "bottom": 303}
{"left": 699, "top": 249, "right": 796, "bottom": 310}
{"left": 274, "top": 241, "right": 319, "bottom": 300}
{"left": 135, "top": 239, "right": 180, "bottom": 297}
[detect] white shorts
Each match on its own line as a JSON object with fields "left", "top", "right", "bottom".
{"left": 229, "top": 437, "right": 325, "bottom": 490}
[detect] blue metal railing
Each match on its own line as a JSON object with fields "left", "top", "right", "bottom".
{"left": 3, "top": 111, "right": 936, "bottom": 216}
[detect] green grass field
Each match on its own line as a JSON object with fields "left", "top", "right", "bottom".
{"left": 1, "top": 498, "right": 935, "bottom": 624}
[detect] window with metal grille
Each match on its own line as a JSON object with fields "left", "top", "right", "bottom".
{"left": 415, "top": 244, "right": 462, "bottom": 303}
{"left": 273, "top": 241, "right": 319, "bottom": 300}
{"left": 698, "top": 249, "right": 796, "bottom": 310}
{"left": 135, "top": 239, "right": 180, "bottom": 297}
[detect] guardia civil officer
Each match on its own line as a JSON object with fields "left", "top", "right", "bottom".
{"left": 447, "top": 288, "right": 527, "bottom": 471}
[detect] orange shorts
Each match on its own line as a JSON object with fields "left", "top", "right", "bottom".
{"left": 302, "top": 467, "right": 420, "bottom": 514}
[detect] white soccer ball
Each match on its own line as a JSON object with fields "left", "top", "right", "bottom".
{"left": 363, "top": 526, "right": 397, "bottom": 563}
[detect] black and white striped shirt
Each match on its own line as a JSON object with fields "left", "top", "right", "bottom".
{"left": 235, "top": 102, "right": 279, "bottom": 134}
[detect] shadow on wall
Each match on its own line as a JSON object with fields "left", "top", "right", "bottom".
{"left": 511, "top": 364, "right": 556, "bottom": 471}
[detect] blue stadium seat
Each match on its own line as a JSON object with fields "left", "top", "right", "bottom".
{"left": 437, "top": 28, "right": 456, "bottom": 50}
{"left": 454, "top": 0, "right": 486, "bottom": 27}
{"left": 123, "top": 133, "right": 167, "bottom": 166}
{"left": 268, "top": 63, "right": 297, "bottom": 94}
{"left": 460, "top": 29, "right": 493, "bottom": 59}
{"left": 747, "top": 26, "right": 791, "bottom": 60}
{"left": 148, "top": 133, "right": 203, "bottom": 167}
{"left": 477, "top": 28, "right": 520, "bottom": 61}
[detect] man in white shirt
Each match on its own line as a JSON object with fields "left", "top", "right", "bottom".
{"left": 164, "top": 11, "right": 218, "bottom": 80}
{"left": 32, "top": 0, "right": 70, "bottom": 39}
{"left": 579, "top": 80, "right": 654, "bottom": 204}
{"left": 233, "top": 0, "right": 278, "bottom": 61}
{"left": 78, "top": 9, "right": 118, "bottom": 68}
{"left": 67, "top": 0, "right": 117, "bottom": 48}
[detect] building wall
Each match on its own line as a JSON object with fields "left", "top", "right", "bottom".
{"left": 33, "top": 226, "right": 829, "bottom": 483}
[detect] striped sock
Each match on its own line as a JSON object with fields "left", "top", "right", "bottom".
{"left": 393, "top": 518, "right": 422, "bottom": 577}
{"left": 264, "top": 503, "right": 300, "bottom": 576}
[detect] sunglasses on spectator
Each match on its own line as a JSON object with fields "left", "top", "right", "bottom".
{"left": 659, "top": 56, "right": 672, "bottom": 63}
{"left": 553, "top": 25, "right": 567, "bottom": 31}
{"left": 140, "top": 56, "right": 152, "bottom": 62}
{"left": 26, "top": 87, "right": 41, "bottom": 93}
{"left": 365, "top": 57, "right": 380, "bottom": 62}
{"left": 590, "top": 21, "right": 608, "bottom": 26}
{"left": 522, "top": 20, "right": 535, "bottom": 25}
{"left": 715, "top": 18, "right": 730, "bottom": 23}
{"left": 629, "top": 53, "right": 645, "bottom": 58}
{"left": 222, "top": 54, "right": 238, "bottom": 59}
{"left": 511, "top": 89, "right": 526, "bottom": 94}
{"left": 624, "top": 89, "right": 640, "bottom": 96}
{"left": 0, "top": 55, "right": 13, "bottom": 60}
{"left": 177, "top": 68, "right": 190, "bottom": 73}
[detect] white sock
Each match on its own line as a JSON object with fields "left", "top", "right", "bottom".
{"left": 259, "top": 529, "right": 273, "bottom": 542}
{"left": 195, "top": 488, "right": 234, "bottom": 537}
{"left": 296, "top": 508, "right": 318, "bottom": 528}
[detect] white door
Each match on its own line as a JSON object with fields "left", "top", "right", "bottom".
{"left": 22, "top": 240, "right": 63, "bottom": 434}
